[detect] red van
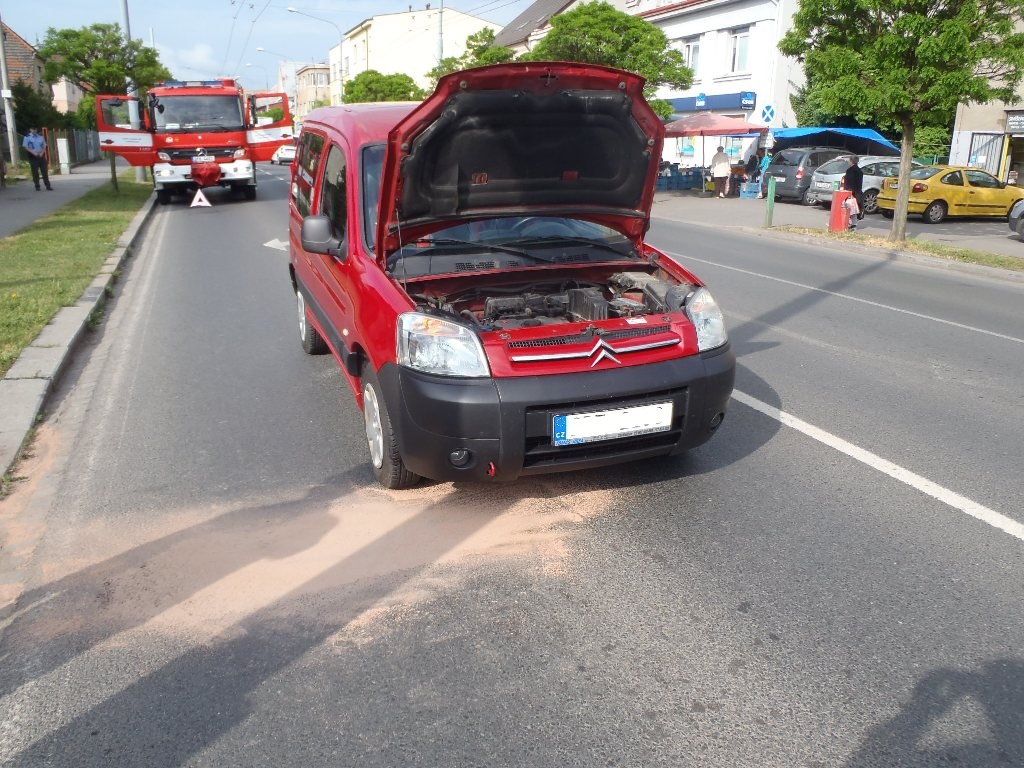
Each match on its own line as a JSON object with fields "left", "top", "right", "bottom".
{"left": 288, "top": 63, "right": 735, "bottom": 488}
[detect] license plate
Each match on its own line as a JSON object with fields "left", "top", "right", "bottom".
{"left": 774, "top": 175, "right": 787, "bottom": 181}
{"left": 192, "top": 155, "right": 215, "bottom": 163}
{"left": 815, "top": 181, "right": 832, "bottom": 189}
{"left": 552, "top": 402, "right": 673, "bottom": 446}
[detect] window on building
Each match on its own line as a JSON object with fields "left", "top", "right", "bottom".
{"left": 730, "top": 27, "right": 749, "bottom": 73}
{"left": 679, "top": 37, "right": 700, "bottom": 74}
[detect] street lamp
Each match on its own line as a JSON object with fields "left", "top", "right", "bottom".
{"left": 287, "top": 6, "right": 344, "bottom": 104}
{"left": 246, "top": 63, "right": 269, "bottom": 90}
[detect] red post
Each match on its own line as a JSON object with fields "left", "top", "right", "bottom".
{"left": 829, "top": 190, "right": 852, "bottom": 232}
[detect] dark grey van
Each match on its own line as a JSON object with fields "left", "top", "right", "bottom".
{"left": 762, "top": 146, "right": 849, "bottom": 203}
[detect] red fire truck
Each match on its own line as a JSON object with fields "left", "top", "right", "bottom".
{"left": 96, "top": 79, "right": 293, "bottom": 204}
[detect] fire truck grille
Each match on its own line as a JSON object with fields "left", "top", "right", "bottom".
{"left": 166, "top": 148, "right": 237, "bottom": 162}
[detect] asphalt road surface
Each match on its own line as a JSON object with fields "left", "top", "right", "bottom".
{"left": 1, "top": 164, "right": 1022, "bottom": 767}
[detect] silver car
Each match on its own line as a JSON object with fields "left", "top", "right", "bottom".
{"left": 805, "top": 155, "right": 919, "bottom": 214}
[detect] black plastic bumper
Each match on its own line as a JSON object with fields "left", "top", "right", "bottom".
{"left": 377, "top": 344, "right": 736, "bottom": 482}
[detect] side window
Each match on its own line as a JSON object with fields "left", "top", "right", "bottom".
{"left": 861, "top": 163, "right": 880, "bottom": 176}
{"left": 965, "top": 169, "right": 1000, "bottom": 188}
{"left": 941, "top": 171, "right": 963, "bottom": 186}
{"left": 293, "top": 131, "right": 326, "bottom": 217}
{"left": 318, "top": 145, "right": 348, "bottom": 242}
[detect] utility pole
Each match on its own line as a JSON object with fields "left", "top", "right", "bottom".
{"left": 121, "top": 0, "right": 147, "bottom": 183}
{"left": 438, "top": 0, "right": 444, "bottom": 64}
{"left": 0, "top": 9, "right": 19, "bottom": 168}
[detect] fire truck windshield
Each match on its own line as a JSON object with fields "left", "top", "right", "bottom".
{"left": 154, "top": 95, "right": 245, "bottom": 132}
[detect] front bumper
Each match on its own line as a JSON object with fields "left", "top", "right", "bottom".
{"left": 805, "top": 186, "right": 837, "bottom": 204}
{"left": 152, "top": 160, "right": 254, "bottom": 188}
{"left": 377, "top": 345, "right": 736, "bottom": 482}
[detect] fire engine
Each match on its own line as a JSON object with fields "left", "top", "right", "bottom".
{"left": 96, "top": 79, "right": 293, "bottom": 204}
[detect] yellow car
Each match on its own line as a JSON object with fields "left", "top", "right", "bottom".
{"left": 876, "top": 165, "right": 1024, "bottom": 223}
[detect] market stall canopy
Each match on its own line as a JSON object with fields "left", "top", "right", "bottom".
{"left": 664, "top": 111, "right": 769, "bottom": 137}
{"left": 769, "top": 127, "right": 899, "bottom": 155}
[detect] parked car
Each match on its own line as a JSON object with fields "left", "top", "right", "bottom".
{"left": 288, "top": 63, "right": 735, "bottom": 489}
{"left": 271, "top": 142, "right": 296, "bottom": 164}
{"left": 876, "top": 165, "right": 1024, "bottom": 223}
{"left": 761, "top": 146, "right": 850, "bottom": 204}
{"left": 1007, "top": 197, "right": 1024, "bottom": 239}
{"left": 805, "top": 155, "right": 919, "bottom": 213}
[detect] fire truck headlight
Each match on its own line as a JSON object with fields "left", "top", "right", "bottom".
{"left": 233, "top": 148, "right": 248, "bottom": 159}
{"left": 157, "top": 151, "right": 171, "bottom": 162}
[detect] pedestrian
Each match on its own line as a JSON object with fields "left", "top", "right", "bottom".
{"left": 842, "top": 155, "right": 864, "bottom": 220}
{"left": 710, "top": 146, "right": 731, "bottom": 198}
{"left": 844, "top": 193, "right": 861, "bottom": 230}
{"left": 745, "top": 150, "right": 760, "bottom": 183}
{"left": 757, "top": 151, "right": 773, "bottom": 198}
{"left": 22, "top": 127, "right": 52, "bottom": 191}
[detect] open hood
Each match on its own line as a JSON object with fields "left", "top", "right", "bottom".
{"left": 377, "top": 62, "right": 665, "bottom": 264}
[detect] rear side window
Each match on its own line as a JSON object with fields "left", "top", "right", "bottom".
{"left": 318, "top": 145, "right": 348, "bottom": 242}
{"left": 293, "top": 131, "right": 326, "bottom": 217}
{"left": 771, "top": 150, "right": 802, "bottom": 166}
{"left": 817, "top": 159, "right": 850, "bottom": 175}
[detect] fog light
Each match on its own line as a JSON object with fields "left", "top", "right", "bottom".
{"left": 709, "top": 413, "right": 724, "bottom": 431}
{"left": 449, "top": 449, "right": 471, "bottom": 467}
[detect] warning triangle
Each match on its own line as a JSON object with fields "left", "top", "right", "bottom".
{"left": 190, "top": 189, "right": 212, "bottom": 208}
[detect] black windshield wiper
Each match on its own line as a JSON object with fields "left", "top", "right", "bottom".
{"left": 413, "top": 238, "right": 531, "bottom": 259}
{"left": 506, "top": 236, "right": 638, "bottom": 259}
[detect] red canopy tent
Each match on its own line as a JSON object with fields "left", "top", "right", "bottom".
{"left": 663, "top": 112, "right": 769, "bottom": 193}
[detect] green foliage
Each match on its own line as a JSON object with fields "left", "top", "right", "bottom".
{"left": 262, "top": 106, "right": 285, "bottom": 123}
{"left": 39, "top": 23, "right": 173, "bottom": 97}
{"left": 911, "top": 123, "right": 952, "bottom": 159}
{"left": 11, "top": 80, "right": 67, "bottom": 130}
{"left": 426, "top": 28, "right": 515, "bottom": 87}
{"left": 780, "top": 0, "right": 1024, "bottom": 240}
{"left": 521, "top": 1, "right": 692, "bottom": 118}
{"left": 344, "top": 71, "right": 426, "bottom": 103}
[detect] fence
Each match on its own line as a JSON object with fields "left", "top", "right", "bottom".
{"left": 46, "top": 128, "right": 102, "bottom": 168}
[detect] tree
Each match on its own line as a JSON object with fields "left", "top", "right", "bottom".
{"left": 521, "top": 1, "right": 692, "bottom": 119}
{"left": 344, "top": 71, "right": 426, "bottom": 103}
{"left": 426, "top": 28, "right": 515, "bottom": 87}
{"left": 38, "top": 23, "right": 173, "bottom": 190}
{"left": 11, "top": 80, "right": 67, "bottom": 132}
{"left": 780, "top": 0, "right": 1024, "bottom": 242}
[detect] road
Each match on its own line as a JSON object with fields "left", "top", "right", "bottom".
{"left": 0, "top": 164, "right": 1022, "bottom": 767}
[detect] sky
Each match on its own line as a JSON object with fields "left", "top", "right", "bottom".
{"left": 1, "top": 0, "right": 536, "bottom": 92}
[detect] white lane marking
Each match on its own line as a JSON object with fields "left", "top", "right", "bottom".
{"left": 667, "top": 251, "right": 1024, "bottom": 345}
{"left": 732, "top": 389, "right": 1024, "bottom": 543}
{"left": 263, "top": 238, "right": 288, "bottom": 251}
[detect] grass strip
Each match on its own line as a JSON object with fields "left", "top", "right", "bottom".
{"left": 776, "top": 225, "right": 1024, "bottom": 273}
{"left": 0, "top": 174, "right": 152, "bottom": 377}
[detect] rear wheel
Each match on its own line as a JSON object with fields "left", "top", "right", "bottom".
{"left": 881, "top": 209, "right": 894, "bottom": 219}
{"left": 361, "top": 366, "right": 420, "bottom": 489}
{"left": 862, "top": 189, "right": 879, "bottom": 214}
{"left": 922, "top": 200, "right": 947, "bottom": 224}
{"left": 296, "top": 288, "right": 327, "bottom": 355}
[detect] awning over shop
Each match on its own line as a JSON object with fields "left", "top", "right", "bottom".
{"left": 665, "top": 112, "right": 768, "bottom": 138}
{"left": 769, "top": 127, "right": 899, "bottom": 154}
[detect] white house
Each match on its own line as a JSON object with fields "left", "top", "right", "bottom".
{"left": 950, "top": 98, "right": 1024, "bottom": 183}
{"left": 337, "top": 5, "right": 501, "bottom": 100}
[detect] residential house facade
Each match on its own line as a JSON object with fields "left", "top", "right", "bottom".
{"left": 294, "top": 63, "right": 330, "bottom": 123}
{"left": 338, "top": 6, "right": 501, "bottom": 99}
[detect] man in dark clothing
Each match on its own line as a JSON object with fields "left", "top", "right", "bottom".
{"left": 843, "top": 155, "right": 864, "bottom": 220}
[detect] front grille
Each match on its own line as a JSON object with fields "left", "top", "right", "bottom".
{"left": 521, "top": 387, "right": 687, "bottom": 469}
{"left": 509, "top": 325, "right": 672, "bottom": 349}
{"left": 166, "top": 148, "right": 236, "bottom": 162}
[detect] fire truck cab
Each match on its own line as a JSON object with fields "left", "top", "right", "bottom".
{"left": 96, "top": 79, "right": 293, "bottom": 204}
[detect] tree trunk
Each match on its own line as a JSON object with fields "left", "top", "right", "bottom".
{"left": 888, "top": 117, "right": 915, "bottom": 243}
{"left": 108, "top": 152, "right": 119, "bottom": 194}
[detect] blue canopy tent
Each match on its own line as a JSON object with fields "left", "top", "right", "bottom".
{"left": 769, "top": 127, "right": 899, "bottom": 156}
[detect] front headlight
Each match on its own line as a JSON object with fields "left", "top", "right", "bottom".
{"left": 233, "top": 148, "right": 248, "bottom": 159}
{"left": 684, "top": 287, "right": 728, "bottom": 351}
{"left": 397, "top": 313, "right": 489, "bottom": 377}
{"left": 157, "top": 151, "right": 171, "bottom": 161}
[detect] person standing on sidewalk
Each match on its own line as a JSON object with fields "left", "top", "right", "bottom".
{"left": 843, "top": 155, "right": 864, "bottom": 221}
{"left": 22, "top": 127, "right": 53, "bottom": 191}
{"left": 711, "top": 146, "right": 731, "bottom": 198}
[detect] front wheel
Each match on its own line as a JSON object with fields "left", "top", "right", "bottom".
{"left": 156, "top": 188, "right": 171, "bottom": 205}
{"left": 922, "top": 200, "right": 946, "bottom": 224}
{"left": 862, "top": 189, "right": 880, "bottom": 215}
{"left": 801, "top": 189, "right": 815, "bottom": 206}
{"left": 244, "top": 185, "right": 256, "bottom": 200}
{"left": 361, "top": 367, "right": 420, "bottom": 489}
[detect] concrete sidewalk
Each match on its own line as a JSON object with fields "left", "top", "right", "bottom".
{"left": 651, "top": 190, "right": 1024, "bottom": 263}
{"left": 0, "top": 157, "right": 131, "bottom": 239}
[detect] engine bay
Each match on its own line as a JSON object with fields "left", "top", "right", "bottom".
{"left": 417, "top": 271, "right": 696, "bottom": 331}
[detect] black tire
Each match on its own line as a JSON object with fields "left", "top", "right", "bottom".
{"left": 881, "top": 209, "right": 894, "bottom": 219}
{"left": 922, "top": 200, "right": 946, "bottom": 224}
{"left": 862, "top": 189, "right": 880, "bottom": 215}
{"left": 361, "top": 366, "right": 420, "bottom": 489}
{"left": 801, "top": 188, "right": 814, "bottom": 206}
{"left": 156, "top": 188, "right": 171, "bottom": 205}
{"left": 244, "top": 185, "right": 256, "bottom": 200}
{"left": 296, "top": 287, "right": 328, "bottom": 355}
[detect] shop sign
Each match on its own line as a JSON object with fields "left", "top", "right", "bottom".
{"left": 1006, "top": 111, "right": 1024, "bottom": 132}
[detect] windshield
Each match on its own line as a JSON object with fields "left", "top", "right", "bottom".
{"left": 910, "top": 167, "right": 943, "bottom": 180}
{"left": 360, "top": 144, "right": 639, "bottom": 278}
{"left": 154, "top": 95, "right": 245, "bottom": 131}
{"left": 817, "top": 159, "right": 851, "bottom": 175}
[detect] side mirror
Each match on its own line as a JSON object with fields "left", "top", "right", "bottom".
{"left": 301, "top": 215, "right": 344, "bottom": 259}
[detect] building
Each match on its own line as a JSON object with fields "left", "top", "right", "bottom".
{"left": 950, "top": 99, "right": 1023, "bottom": 182}
{"left": 492, "top": 0, "right": 580, "bottom": 54}
{"left": 51, "top": 77, "right": 85, "bottom": 114}
{"left": 338, "top": 5, "right": 501, "bottom": 99}
{"left": 294, "top": 63, "right": 330, "bottom": 122}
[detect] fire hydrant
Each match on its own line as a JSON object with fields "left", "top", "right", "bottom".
{"left": 829, "top": 190, "right": 853, "bottom": 232}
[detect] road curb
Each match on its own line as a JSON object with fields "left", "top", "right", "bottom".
{"left": 0, "top": 193, "right": 158, "bottom": 480}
